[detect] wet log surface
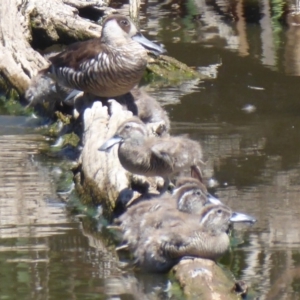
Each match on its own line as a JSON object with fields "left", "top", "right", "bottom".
{"left": 174, "top": 259, "right": 244, "bottom": 299}
{"left": 78, "top": 101, "right": 134, "bottom": 215}
{"left": 0, "top": 0, "right": 243, "bottom": 298}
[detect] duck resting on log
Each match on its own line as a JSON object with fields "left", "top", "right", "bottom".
{"left": 42, "top": 14, "right": 165, "bottom": 99}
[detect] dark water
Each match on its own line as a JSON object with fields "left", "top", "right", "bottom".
{"left": 2, "top": 0, "right": 300, "bottom": 298}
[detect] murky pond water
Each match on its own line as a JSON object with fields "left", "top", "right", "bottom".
{"left": 2, "top": 0, "right": 300, "bottom": 298}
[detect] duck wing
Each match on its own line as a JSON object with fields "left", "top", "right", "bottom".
{"left": 149, "top": 139, "right": 180, "bottom": 170}
{"left": 48, "top": 38, "right": 104, "bottom": 71}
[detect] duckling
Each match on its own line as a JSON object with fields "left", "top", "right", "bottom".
{"left": 116, "top": 178, "right": 222, "bottom": 252}
{"left": 44, "top": 14, "right": 165, "bottom": 98}
{"left": 25, "top": 72, "right": 87, "bottom": 118}
{"left": 133, "top": 204, "right": 256, "bottom": 272}
{"left": 173, "top": 176, "right": 220, "bottom": 207}
{"left": 99, "top": 117, "right": 204, "bottom": 192}
{"left": 115, "top": 88, "right": 170, "bottom": 134}
{"left": 24, "top": 74, "right": 65, "bottom": 117}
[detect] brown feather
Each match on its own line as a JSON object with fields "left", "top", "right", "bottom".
{"left": 49, "top": 39, "right": 105, "bottom": 70}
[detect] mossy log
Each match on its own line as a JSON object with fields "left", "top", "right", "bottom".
{"left": 0, "top": 0, "right": 243, "bottom": 298}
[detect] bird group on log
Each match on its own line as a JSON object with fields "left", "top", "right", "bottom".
{"left": 25, "top": 13, "right": 256, "bottom": 273}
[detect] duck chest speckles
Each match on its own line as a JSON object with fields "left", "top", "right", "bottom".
{"left": 46, "top": 15, "right": 165, "bottom": 98}
{"left": 51, "top": 42, "right": 148, "bottom": 98}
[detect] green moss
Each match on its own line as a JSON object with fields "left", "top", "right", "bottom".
{"left": 0, "top": 95, "right": 34, "bottom": 116}
{"left": 55, "top": 111, "right": 72, "bottom": 125}
{"left": 61, "top": 132, "right": 80, "bottom": 148}
{"left": 145, "top": 54, "right": 203, "bottom": 85}
{"left": 46, "top": 120, "right": 62, "bottom": 137}
{"left": 56, "top": 170, "right": 74, "bottom": 193}
{"left": 0, "top": 74, "right": 21, "bottom": 103}
{"left": 75, "top": 174, "right": 115, "bottom": 220}
{"left": 167, "top": 276, "right": 185, "bottom": 299}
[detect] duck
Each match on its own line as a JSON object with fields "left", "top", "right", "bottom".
{"left": 115, "top": 88, "right": 170, "bottom": 135}
{"left": 117, "top": 177, "right": 222, "bottom": 250}
{"left": 43, "top": 14, "right": 165, "bottom": 98}
{"left": 99, "top": 117, "right": 204, "bottom": 192}
{"left": 25, "top": 73, "right": 80, "bottom": 105}
{"left": 132, "top": 204, "right": 256, "bottom": 272}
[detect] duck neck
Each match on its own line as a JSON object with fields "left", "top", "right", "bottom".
{"left": 101, "top": 35, "right": 141, "bottom": 50}
{"left": 206, "top": 223, "right": 229, "bottom": 237}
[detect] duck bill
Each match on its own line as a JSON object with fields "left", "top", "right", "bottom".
{"left": 132, "top": 33, "right": 166, "bottom": 55}
{"left": 207, "top": 194, "right": 222, "bottom": 205}
{"left": 98, "top": 135, "right": 123, "bottom": 152}
{"left": 230, "top": 212, "right": 256, "bottom": 224}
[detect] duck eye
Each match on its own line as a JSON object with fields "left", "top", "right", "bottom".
{"left": 196, "top": 191, "right": 201, "bottom": 196}
{"left": 217, "top": 209, "right": 222, "bottom": 214}
{"left": 124, "top": 124, "right": 131, "bottom": 129}
{"left": 120, "top": 20, "right": 129, "bottom": 26}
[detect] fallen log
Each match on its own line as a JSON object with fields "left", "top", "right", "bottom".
{"left": 0, "top": 0, "right": 106, "bottom": 94}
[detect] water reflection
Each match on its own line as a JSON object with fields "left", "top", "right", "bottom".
{"left": 137, "top": 0, "right": 300, "bottom": 76}
{"left": 133, "top": 0, "right": 300, "bottom": 297}
{"left": 0, "top": 123, "right": 119, "bottom": 299}
{"left": 0, "top": 122, "right": 170, "bottom": 299}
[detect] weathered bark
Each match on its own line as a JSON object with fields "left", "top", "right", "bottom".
{"left": 0, "top": 0, "right": 46, "bottom": 93}
{"left": 0, "top": 0, "right": 106, "bottom": 94}
{"left": 79, "top": 101, "right": 133, "bottom": 215}
{"left": 28, "top": 0, "right": 105, "bottom": 44}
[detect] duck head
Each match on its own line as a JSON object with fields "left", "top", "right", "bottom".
{"left": 172, "top": 180, "right": 220, "bottom": 214}
{"left": 99, "top": 117, "right": 148, "bottom": 151}
{"left": 200, "top": 205, "right": 256, "bottom": 233}
{"left": 101, "top": 15, "right": 166, "bottom": 56}
{"left": 174, "top": 177, "right": 222, "bottom": 210}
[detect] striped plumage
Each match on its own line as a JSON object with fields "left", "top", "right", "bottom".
{"left": 45, "top": 15, "right": 165, "bottom": 98}
{"left": 99, "top": 117, "right": 204, "bottom": 192}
